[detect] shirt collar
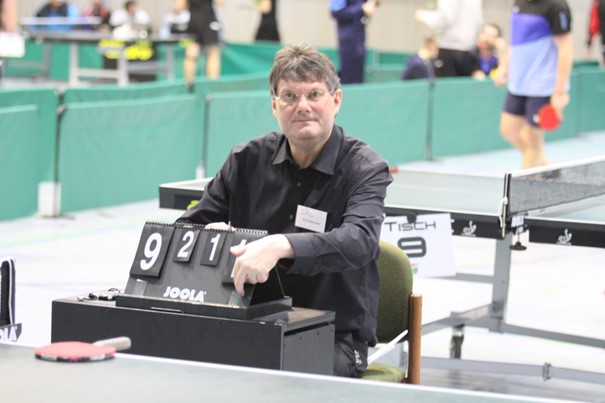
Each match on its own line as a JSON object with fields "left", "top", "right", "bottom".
{"left": 272, "top": 125, "right": 341, "bottom": 176}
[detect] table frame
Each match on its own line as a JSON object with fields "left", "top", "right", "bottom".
{"left": 14, "top": 30, "right": 188, "bottom": 86}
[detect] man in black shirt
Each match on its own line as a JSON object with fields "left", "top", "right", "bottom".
{"left": 179, "top": 44, "right": 393, "bottom": 378}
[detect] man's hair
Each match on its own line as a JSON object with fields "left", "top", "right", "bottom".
{"left": 483, "top": 22, "right": 502, "bottom": 37}
{"left": 424, "top": 35, "right": 437, "bottom": 48}
{"left": 269, "top": 44, "right": 341, "bottom": 96}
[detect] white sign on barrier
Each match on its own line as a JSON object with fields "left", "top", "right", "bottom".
{"left": 380, "top": 213, "right": 455, "bottom": 277}
{"left": 0, "top": 32, "right": 25, "bottom": 58}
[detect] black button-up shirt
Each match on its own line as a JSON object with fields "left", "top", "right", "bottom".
{"left": 180, "top": 125, "right": 393, "bottom": 344}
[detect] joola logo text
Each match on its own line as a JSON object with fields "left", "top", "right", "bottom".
{"left": 162, "top": 286, "right": 206, "bottom": 302}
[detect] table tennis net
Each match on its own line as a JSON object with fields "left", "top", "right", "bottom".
{"left": 507, "top": 157, "right": 605, "bottom": 216}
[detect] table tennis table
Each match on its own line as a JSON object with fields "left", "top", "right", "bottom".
{"left": 15, "top": 30, "right": 189, "bottom": 86}
{"left": 0, "top": 342, "right": 576, "bottom": 402}
{"left": 158, "top": 155, "right": 605, "bottom": 385}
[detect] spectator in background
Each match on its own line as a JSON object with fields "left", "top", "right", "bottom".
{"left": 402, "top": 36, "right": 439, "bottom": 81}
{"left": 252, "top": 0, "right": 280, "bottom": 42}
{"left": 80, "top": 0, "right": 111, "bottom": 31}
{"left": 415, "top": 0, "right": 483, "bottom": 78}
{"left": 160, "top": 0, "right": 190, "bottom": 38}
{"left": 330, "top": 0, "right": 380, "bottom": 84}
{"left": 473, "top": 23, "right": 507, "bottom": 79}
{"left": 498, "top": 0, "right": 573, "bottom": 169}
{"left": 35, "top": 0, "right": 79, "bottom": 31}
{"left": 109, "top": 1, "right": 151, "bottom": 33}
{"left": 586, "top": 0, "right": 604, "bottom": 64}
{"left": 184, "top": 0, "right": 224, "bottom": 86}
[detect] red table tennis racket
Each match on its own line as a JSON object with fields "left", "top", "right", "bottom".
{"left": 533, "top": 104, "right": 560, "bottom": 131}
{"left": 34, "top": 336, "right": 131, "bottom": 363}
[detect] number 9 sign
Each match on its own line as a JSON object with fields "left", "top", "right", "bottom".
{"left": 129, "top": 223, "right": 175, "bottom": 277}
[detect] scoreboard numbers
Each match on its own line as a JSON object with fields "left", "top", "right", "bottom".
{"left": 199, "top": 233, "right": 226, "bottom": 266}
{"left": 174, "top": 228, "right": 199, "bottom": 262}
{"left": 129, "top": 223, "right": 175, "bottom": 277}
{"left": 141, "top": 232, "right": 163, "bottom": 271}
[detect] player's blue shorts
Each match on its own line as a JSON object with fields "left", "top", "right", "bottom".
{"left": 503, "top": 92, "right": 550, "bottom": 128}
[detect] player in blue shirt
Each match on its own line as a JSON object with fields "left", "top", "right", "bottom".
{"left": 498, "top": 0, "right": 573, "bottom": 168}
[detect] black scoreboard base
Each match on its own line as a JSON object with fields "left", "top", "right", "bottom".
{"left": 114, "top": 293, "right": 293, "bottom": 320}
{"left": 51, "top": 294, "right": 336, "bottom": 375}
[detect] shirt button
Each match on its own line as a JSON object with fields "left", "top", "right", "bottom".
{"left": 296, "top": 182, "right": 301, "bottom": 188}
{"left": 289, "top": 214, "right": 294, "bottom": 220}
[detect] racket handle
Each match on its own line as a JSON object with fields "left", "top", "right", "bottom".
{"left": 92, "top": 336, "right": 132, "bottom": 352}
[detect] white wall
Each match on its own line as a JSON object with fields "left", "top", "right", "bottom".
{"left": 17, "top": 0, "right": 601, "bottom": 60}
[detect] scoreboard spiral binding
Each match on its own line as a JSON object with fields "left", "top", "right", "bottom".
{"left": 115, "top": 221, "right": 292, "bottom": 319}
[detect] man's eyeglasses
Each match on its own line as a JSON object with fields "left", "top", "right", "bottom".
{"left": 273, "top": 89, "right": 335, "bottom": 106}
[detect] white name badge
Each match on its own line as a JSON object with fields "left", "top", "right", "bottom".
{"left": 295, "top": 205, "right": 327, "bottom": 233}
{"left": 380, "top": 213, "right": 455, "bottom": 277}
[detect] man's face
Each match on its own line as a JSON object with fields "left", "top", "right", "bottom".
{"left": 272, "top": 80, "right": 342, "bottom": 153}
{"left": 479, "top": 25, "right": 500, "bottom": 50}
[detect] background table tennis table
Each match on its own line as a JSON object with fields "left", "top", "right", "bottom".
{"left": 17, "top": 30, "right": 189, "bottom": 86}
{"left": 0, "top": 342, "right": 573, "bottom": 403}
{"left": 158, "top": 157, "right": 605, "bottom": 385}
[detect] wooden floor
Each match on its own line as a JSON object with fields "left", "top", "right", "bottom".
{"left": 2, "top": 132, "right": 605, "bottom": 402}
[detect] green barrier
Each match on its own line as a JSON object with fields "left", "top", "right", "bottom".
{"left": 364, "top": 64, "right": 403, "bottom": 83}
{"left": 204, "top": 81, "right": 428, "bottom": 176}
{"left": 63, "top": 79, "right": 188, "bottom": 104}
{"left": 220, "top": 42, "right": 282, "bottom": 75}
{"left": 193, "top": 72, "right": 268, "bottom": 95}
{"left": 431, "top": 78, "right": 509, "bottom": 158}
{"left": 576, "top": 69, "right": 605, "bottom": 133}
{"left": 218, "top": 42, "right": 371, "bottom": 77}
{"left": 194, "top": 73, "right": 269, "bottom": 167}
{"left": 59, "top": 95, "right": 200, "bottom": 213}
{"left": 205, "top": 90, "right": 277, "bottom": 176}
{"left": 373, "top": 51, "right": 412, "bottom": 67}
{"left": 0, "top": 105, "right": 41, "bottom": 220}
{"left": 338, "top": 81, "right": 428, "bottom": 165}
{"left": 0, "top": 87, "right": 59, "bottom": 182}
{"left": 573, "top": 59, "right": 600, "bottom": 71}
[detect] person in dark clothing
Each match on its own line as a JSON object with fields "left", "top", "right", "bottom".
{"left": 253, "top": 0, "right": 280, "bottom": 42}
{"left": 80, "top": 0, "right": 111, "bottom": 31}
{"left": 35, "top": 0, "right": 79, "bottom": 31}
{"left": 178, "top": 44, "right": 393, "bottom": 378}
{"left": 184, "top": 0, "right": 223, "bottom": 84}
{"left": 330, "top": 0, "right": 380, "bottom": 84}
{"left": 402, "top": 36, "right": 439, "bottom": 81}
